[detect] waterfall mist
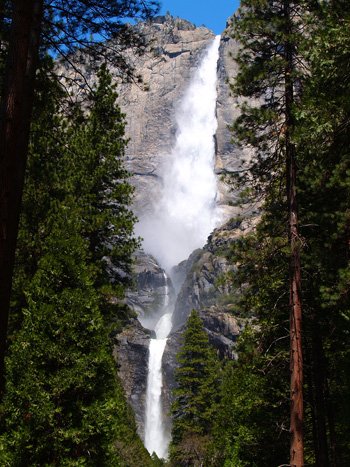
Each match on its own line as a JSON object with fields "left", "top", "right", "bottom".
{"left": 141, "top": 36, "right": 221, "bottom": 459}
{"left": 136, "top": 35, "right": 221, "bottom": 273}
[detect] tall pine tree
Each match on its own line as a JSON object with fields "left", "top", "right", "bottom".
{"left": 231, "top": 1, "right": 306, "bottom": 463}
{"left": 0, "top": 65, "right": 150, "bottom": 465}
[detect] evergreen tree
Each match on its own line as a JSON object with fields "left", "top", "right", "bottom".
{"left": 295, "top": 2, "right": 350, "bottom": 464}
{"left": 0, "top": 0, "right": 160, "bottom": 394}
{"left": 67, "top": 64, "right": 139, "bottom": 299}
{"left": 0, "top": 200, "right": 124, "bottom": 465}
{"left": 214, "top": 2, "right": 350, "bottom": 466}
{"left": 0, "top": 63, "right": 151, "bottom": 465}
{"left": 170, "top": 310, "right": 220, "bottom": 466}
{"left": 8, "top": 57, "right": 68, "bottom": 341}
{"left": 230, "top": 2, "right": 307, "bottom": 463}
{"left": 0, "top": 199, "right": 151, "bottom": 466}
{"left": 211, "top": 203, "right": 292, "bottom": 466}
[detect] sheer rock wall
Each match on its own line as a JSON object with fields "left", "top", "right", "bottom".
{"left": 111, "top": 15, "right": 256, "bottom": 440}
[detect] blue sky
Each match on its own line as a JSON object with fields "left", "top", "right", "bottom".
{"left": 159, "top": 1, "right": 240, "bottom": 34}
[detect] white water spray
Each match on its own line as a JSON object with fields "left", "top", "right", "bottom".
{"left": 144, "top": 274, "right": 172, "bottom": 458}
{"left": 137, "top": 35, "right": 221, "bottom": 272}
{"left": 143, "top": 36, "right": 221, "bottom": 459}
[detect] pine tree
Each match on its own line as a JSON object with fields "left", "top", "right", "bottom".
{"left": 0, "top": 200, "right": 125, "bottom": 465}
{"left": 211, "top": 202, "right": 291, "bottom": 466}
{"left": 0, "top": 63, "right": 151, "bottom": 465}
{"left": 220, "top": 2, "right": 350, "bottom": 466}
{"left": 8, "top": 57, "right": 68, "bottom": 341}
{"left": 170, "top": 310, "right": 220, "bottom": 466}
{"left": 67, "top": 64, "right": 139, "bottom": 299}
{"left": 0, "top": 0, "right": 160, "bottom": 395}
{"left": 295, "top": 2, "right": 350, "bottom": 464}
{"left": 230, "top": 2, "right": 307, "bottom": 463}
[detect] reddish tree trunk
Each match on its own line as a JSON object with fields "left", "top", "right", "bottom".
{"left": 284, "top": 1, "right": 304, "bottom": 465}
{"left": 287, "top": 133, "right": 304, "bottom": 467}
{"left": 0, "top": 0, "right": 43, "bottom": 396}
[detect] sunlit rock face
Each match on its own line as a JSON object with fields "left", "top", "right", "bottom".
{"left": 116, "top": 15, "right": 245, "bottom": 222}
{"left": 117, "top": 15, "right": 215, "bottom": 216}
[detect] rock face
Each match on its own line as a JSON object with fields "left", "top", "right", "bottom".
{"left": 162, "top": 306, "right": 245, "bottom": 416}
{"left": 57, "top": 14, "right": 248, "bottom": 219}
{"left": 161, "top": 217, "right": 258, "bottom": 416}
{"left": 113, "top": 318, "right": 151, "bottom": 439}
{"left": 171, "top": 217, "right": 255, "bottom": 330}
{"left": 113, "top": 15, "right": 246, "bottom": 221}
{"left": 117, "top": 15, "right": 215, "bottom": 215}
{"left": 125, "top": 250, "right": 174, "bottom": 328}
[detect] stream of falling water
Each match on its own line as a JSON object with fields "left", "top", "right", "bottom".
{"left": 143, "top": 35, "right": 221, "bottom": 459}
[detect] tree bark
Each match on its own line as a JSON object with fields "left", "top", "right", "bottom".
{"left": 284, "top": 1, "right": 304, "bottom": 466}
{"left": 0, "top": 0, "right": 43, "bottom": 396}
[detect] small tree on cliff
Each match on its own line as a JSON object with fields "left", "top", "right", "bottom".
{"left": 170, "top": 310, "right": 220, "bottom": 466}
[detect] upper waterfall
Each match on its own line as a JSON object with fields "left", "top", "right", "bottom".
{"left": 136, "top": 35, "right": 221, "bottom": 272}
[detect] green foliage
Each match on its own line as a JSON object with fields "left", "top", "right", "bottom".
{"left": 212, "top": 2, "right": 350, "bottom": 466}
{"left": 66, "top": 63, "right": 139, "bottom": 298}
{"left": 213, "top": 327, "right": 290, "bottom": 466}
{"left": 170, "top": 310, "right": 220, "bottom": 466}
{"left": 1, "top": 64, "right": 150, "bottom": 465}
{"left": 229, "top": 0, "right": 306, "bottom": 195}
{"left": 0, "top": 203, "right": 122, "bottom": 465}
{"left": 294, "top": 4, "right": 350, "bottom": 463}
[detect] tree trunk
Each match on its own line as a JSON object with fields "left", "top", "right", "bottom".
{"left": 0, "top": 0, "right": 43, "bottom": 396}
{"left": 287, "top": 127, "right": 304, "bottom": 467}
{"left": 284, "top": 1, "right": 304, "bottom": 465}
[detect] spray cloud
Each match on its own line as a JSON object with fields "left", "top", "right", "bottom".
{"left": 136, "top": 36, "right": 221, "bottom": 272}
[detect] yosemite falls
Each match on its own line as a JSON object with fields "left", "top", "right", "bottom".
{"left": 139, "top": 36, "right": 221, "bottom": 459}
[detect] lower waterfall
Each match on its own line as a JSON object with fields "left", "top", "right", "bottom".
{"left": 144, "top": 312, "right": 172, "bottom": 458}
{"left": 141, "top": 35, "right": 221, "bottom": 459}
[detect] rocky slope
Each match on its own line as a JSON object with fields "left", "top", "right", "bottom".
{"left": 161, "top": 217, "right": 257, "bottom": 415}
{"left": 113, "top": 319, "right": 151, "bottom": 439}
{"left": 125, "top": 250, "right": 174, "bottom": 328}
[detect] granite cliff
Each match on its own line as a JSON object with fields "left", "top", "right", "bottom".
{"left": 116, "top": 14, "right": 243, "bottom": 220}
{"left": 108, "top": 15, "right": 255, "bottom": 440}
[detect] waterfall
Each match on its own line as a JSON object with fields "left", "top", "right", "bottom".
{"left": 144, "top": 311, "right": 172, "bottom": 458}
{"left": 137, "top": 35, "right": 221, "bottom": 273}
{"left": 142, "top": 35, "right": 221, "bottom": 459}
